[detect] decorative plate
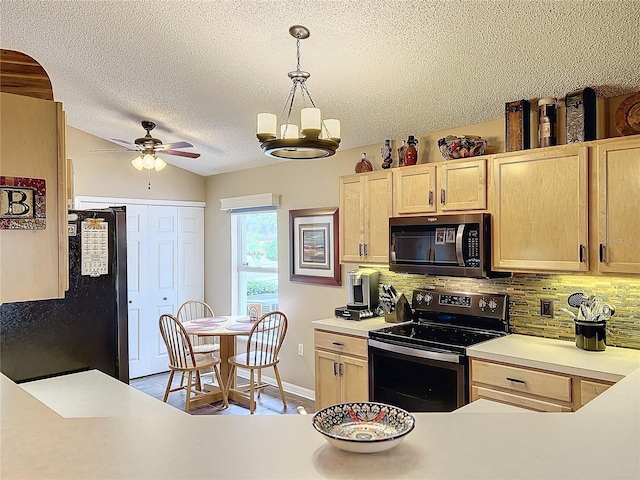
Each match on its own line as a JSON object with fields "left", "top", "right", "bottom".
{"left": 312, "top": 402, "right": 415, "bottom": 454}
{"left": 615, "top": 91, "right": 640, "bottom": 135}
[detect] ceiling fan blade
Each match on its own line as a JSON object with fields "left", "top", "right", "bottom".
{"left": 90, "top": 148, "right": 138, "bottom": 153}
{"left": 110, "top": 138, "right": 139, "bottom": 148}
{"left": 161, "top": 150, "right": 201, "bottom": 159}
{"left": 156, "top": 141, "right": 193, "bottom": 150}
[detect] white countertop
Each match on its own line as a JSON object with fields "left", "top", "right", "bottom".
{"left": 468, "top": 334, "right": 640, "bottom": 382}
{"left": 312, "top": 316, "right": 396, "bottom": 337}
{"left": 19, "top": 370, "right": 185, "bottom": 418}
{"left": 2, "top": 367, "right": 639, "bottom": 479}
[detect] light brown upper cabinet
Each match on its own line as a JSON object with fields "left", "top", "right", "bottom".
{"left": 491, "top": 145, "right": 589, "bottom": 272}
{"left": 339, "top": 171, "right": 392, "bottom": 263}
{"left": 594, "top": 136, "right": 640, "bottom": 273}
{"left": 1, "top": 93, "right": 68, "bottom": 302}
{"left": 393, "top": 158, "right": 487, "bottom": 216}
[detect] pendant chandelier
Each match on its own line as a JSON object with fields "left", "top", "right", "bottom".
{"left": 256, "top": 25, "right": 341, "bottom": 160}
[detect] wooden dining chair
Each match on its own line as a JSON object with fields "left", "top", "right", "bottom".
{"left": 177, "top": 300, "right": 220, "bottom": 355}
{"left": 158, "top": 313, "right": 229, "bottom": 412}
{"left": 224, "top": 311, "right": 288, "bottom": 414}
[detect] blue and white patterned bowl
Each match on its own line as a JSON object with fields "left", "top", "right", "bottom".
{"left": 312, "top": 402, "right": 415, "bottom": 453}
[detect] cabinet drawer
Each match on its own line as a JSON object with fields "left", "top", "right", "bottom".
{"left": 314, "top": 330, "right": 368, "bottom": 358}
{"left": 472, "top": 386, "right": 572, "bottom": 412}
{"left": 472, "top": 360, "right": 571, "bottom": 403}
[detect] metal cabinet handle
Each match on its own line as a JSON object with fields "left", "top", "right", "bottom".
{"left": 129, "top": 300, "right": 132, "bottom": 304}
{"left": 339, "top": 363, "right": 344, "bottom": 377}
{"left": 440, "top": 189, "right": 446, "bottom": 204}
{"left": 506, "top": 377, "right": 526, "bottom": 384}
{"left": 332, "top": 342, "right": 344, "bottom": 347}
{"left": 428, "top": 190, "right": 434, "bottom": 206}
{"left": 579, "top": 244, "right": 585, "bottom": 263}
{"left": 599, "top": 243, "right": 605, "bottom": 263}
{"left": 363, "top": 243, "right": 368, "bottom": 256}
{"left": 163, "top": 296, "right": 167, "bottom": 300}
{"left": 358, "top": 243, "right": 363, "bottom": 257}
{"left": 333, "top": 362, "right": 338, "bottom": 376}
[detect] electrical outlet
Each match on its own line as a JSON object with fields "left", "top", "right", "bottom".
{"left": 540, "top": 299, "right": 554, "bottom": 318}
{"left": 298, "top": 343, "right": 304, "bottom": 356}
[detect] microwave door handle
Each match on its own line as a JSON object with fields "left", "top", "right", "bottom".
{"left": 455, "top": 224, "right": 465, "bottom": 266}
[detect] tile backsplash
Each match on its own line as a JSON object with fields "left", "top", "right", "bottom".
{"left": 377, "top": 267, "right": 640, "bottom": 350}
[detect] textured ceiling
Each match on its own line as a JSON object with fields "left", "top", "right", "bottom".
{"left": 2, "top": 1, "right": 640, "bottom": 176}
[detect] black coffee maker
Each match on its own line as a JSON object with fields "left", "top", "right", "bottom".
{"left": 335, "top": 268, "right": 379, "bottom": 320}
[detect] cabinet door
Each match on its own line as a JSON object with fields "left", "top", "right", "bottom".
{"left": 315, "top": 349, "right": 341, "bottom": 410}
{"left": 492, "top": 146, "right": 589, "bottom": 272}
{"left": 579, "top": 379, "right": 613, "bottom": 407}
{"left": 364, "top": 171, "right": 393, "bottom": 263}
{"left": 339, "top": 175, "right": 364, "bottom": 262}
{"left": 1, "top": 93, "right": 68, "bottom": 303}
{"left": 596, "top": 138, "right": 640, "bottom": 273}
{"left": 340, "top": 355, "right": 369, "bottom": 403}
{"left": 393, "top": 165, "right": 437, "bottom": 215}
{"left": 438, "top": 159, "right": 487, "bottom": 211}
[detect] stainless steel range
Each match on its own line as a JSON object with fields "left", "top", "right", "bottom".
{"left": 368, "top": 288, "right": 509, "bottom": 412}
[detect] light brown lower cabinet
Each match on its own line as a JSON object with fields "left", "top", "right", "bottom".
{"left": 470, "top": 359, "right": 615, "bottom": 412}
{"left": 314, "top": 330, "right": 369, "bottom": 411}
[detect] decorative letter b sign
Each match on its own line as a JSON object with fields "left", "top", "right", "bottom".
{"left": 0, "top": 176, "right": 46, "bottom": 230}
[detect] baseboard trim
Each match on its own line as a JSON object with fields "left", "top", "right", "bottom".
{"left": 236, "top": 370, "right": 315, "bottom": 402}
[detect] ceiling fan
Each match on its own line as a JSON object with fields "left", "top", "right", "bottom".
{"left": 93, "top": 120, "right": 200, "bottom": 171}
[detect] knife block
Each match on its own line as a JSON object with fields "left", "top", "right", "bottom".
{"left": 384, "top": 294, "right": 411, "bottom": 323}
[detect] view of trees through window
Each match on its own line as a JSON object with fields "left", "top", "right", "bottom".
{"left": 233, "top": 210, "right": 278, "bottom": 316}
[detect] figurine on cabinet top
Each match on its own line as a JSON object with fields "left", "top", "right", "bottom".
{"left": 404, "top": 135, "right": 418, "bottom": 166}
{"left": 355, "top": 152, "right": 373, "bottom": 173}
{"left": 380, "top": 139, "right": 393, "bottom": 169}
{"left": 397, "top": 140, "right": 406, "bottom": 167}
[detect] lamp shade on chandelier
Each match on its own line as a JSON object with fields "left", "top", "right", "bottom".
{"left": 257, "top": 25, "right": 341, "bottom": 160}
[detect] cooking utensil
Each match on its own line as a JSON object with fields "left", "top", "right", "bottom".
{"left": 567, "top": 292, "right": 589, "bottom": 308}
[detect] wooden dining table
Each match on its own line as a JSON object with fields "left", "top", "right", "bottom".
{"left": 183, "top": 315, "right": 255, "bottom": 404}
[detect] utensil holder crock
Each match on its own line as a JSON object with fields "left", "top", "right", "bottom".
{"left": 574, "top": 320, "right": 606, "bottom": 351}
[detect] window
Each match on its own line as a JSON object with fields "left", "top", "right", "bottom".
{"left": 231, "top": 209, "right": 278, "bottom": 316}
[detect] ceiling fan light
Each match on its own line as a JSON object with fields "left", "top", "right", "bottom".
{"left": 154, "top": 157, "right": 167, "bottom": 171}
{"left": 131, "top": 156, "right": 144, "bottom": 171}
{"left": 142, "top": 153, "right": 156, "bottom": 169}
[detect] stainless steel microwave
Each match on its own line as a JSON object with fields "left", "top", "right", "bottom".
{"left": 389, "top": 213, "right": 496, "bottom": 278}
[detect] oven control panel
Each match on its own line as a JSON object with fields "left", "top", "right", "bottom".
{"left": 412, "top": 288, "right": 508, "bottom": 322}
{"left": 439, "top": 294, "right": 472, "bottom": 307}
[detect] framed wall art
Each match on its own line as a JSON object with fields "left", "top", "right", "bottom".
{"left": 289, "top": 207, "right": 341, "bottom": 286}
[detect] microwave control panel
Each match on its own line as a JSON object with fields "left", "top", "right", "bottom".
{"left": 466, "top": 229, "right": 480, "bottom": 266}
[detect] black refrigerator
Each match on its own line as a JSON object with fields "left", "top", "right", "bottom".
{"left": 0, "top": 207, "right": 129, "bottom": 383}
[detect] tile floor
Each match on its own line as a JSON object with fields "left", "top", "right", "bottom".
{"left": 130, "top": 371, "right": 316, "bottom": 416}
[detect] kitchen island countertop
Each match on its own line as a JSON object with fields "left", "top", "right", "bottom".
{"left": 2, "top": 362, "right": 639, "bottom": 479}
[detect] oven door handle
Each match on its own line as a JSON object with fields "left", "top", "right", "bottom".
{"left": 368, "top": 339, "right": 463, "bottom": 364}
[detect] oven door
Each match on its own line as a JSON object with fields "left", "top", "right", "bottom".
{"left": 368, "top": 339, "right": 468, "bottom": 412}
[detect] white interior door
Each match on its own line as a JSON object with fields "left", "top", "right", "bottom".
{"left": 124, "top": 205, "right": 148, "bottom": 379}
{"left": 146, "top": 205, "right": 179, "bottom": 375}
{"left": 177, "top": 206, "right": 205, "bottom": 307}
